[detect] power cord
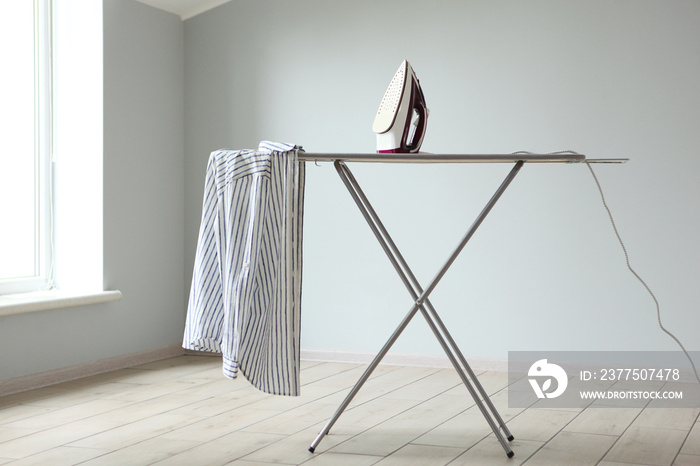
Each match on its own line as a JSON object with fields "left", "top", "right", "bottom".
{"left": 512, "top": 150, "right": 699, "bottom": 383}
{"left": 585, "top": 161, "right": 700, "bottom": 383}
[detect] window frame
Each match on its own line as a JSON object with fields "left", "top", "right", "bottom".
{"left": 0, "top": 0, "right": 54, "bottom": 296}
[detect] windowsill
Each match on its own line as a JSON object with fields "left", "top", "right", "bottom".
{"left": 0, "top": 289, "right": 122, "bottom": 316}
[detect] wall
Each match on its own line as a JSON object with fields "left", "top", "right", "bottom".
{"left": 184, "top": 0, "right": 700, "bottom": 361}
{"left": 0, "top": 0, "right": 185, "bottom": 382}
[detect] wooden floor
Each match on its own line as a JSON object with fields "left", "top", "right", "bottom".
{"left": 0, "top": 355, "right": 698, "bottom": 465}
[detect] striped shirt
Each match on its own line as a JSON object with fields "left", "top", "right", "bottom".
{"left": 183, "top": 142, "right": 305, "bottom": 396}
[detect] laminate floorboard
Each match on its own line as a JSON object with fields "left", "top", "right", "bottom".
{"left": 1, "top": 355, "right": 698, "bottom": 465}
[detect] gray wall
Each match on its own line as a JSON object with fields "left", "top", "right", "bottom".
{"left": 0, "top": 0, "right": 185, "bottom": 381}
{"left": 185, "top": 0, "right": 700, "bottom": 359}
{"left": 3, "top": 0, "right": 698, "bottom": 384}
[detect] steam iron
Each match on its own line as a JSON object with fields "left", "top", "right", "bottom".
{"left": 372, "top": 60, "right": 429, "bottom": 153}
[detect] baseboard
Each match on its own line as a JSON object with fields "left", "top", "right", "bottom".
{"left": 0, "top": 344, "right": 184, "bottom": 397}
{"left": 183, "top": 348, "right": 221, "bottom": 357}
{"left": 300, "top": 349, "right": 508, "bottom": 372}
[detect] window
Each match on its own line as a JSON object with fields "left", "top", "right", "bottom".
{"left": 0, "top": 0, "right": 53, "bottom": 295}
{"left": 0, "top": 1, "right": 114, "bottom": 314}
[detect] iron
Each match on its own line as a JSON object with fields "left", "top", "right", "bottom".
{"left": 372, "top": 60, "right": 429, "bottom": 153}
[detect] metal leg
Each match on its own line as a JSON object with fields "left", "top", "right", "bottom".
{"left": 309, "top": 298, "right": 422, "bottom": 453}
{"left": 309, "top": 161, "right": 523, "bottom": 458}
{"left": 336, "top": 161, "right": 518, "bottom": 445}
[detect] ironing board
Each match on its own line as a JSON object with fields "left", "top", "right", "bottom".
{"left": 296, "top": 152, "right": 626, "bottom": 458}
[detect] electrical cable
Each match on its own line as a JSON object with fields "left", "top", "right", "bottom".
{"left": 585, "top": 161, "right": 700, "bottom": 383}
{"left": 512, "top": 150, "right": 699, "bottom": 383}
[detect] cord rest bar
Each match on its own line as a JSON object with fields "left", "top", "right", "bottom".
{"left": 298, "top": 153, "right": 628, "bottom": 164}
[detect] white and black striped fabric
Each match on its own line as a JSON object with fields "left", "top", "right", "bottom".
{"left": 183, "top": 142, "right": 305, "bottom": 396}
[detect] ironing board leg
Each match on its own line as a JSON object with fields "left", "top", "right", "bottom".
{"left": 309, "top": 161, "right": 523, "bottom": 458}
{"left": 308, "top": 300, "right": 423, "bottom": 453}
{"left": 334, "top": 161, "right": 517, "bottom": 444}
